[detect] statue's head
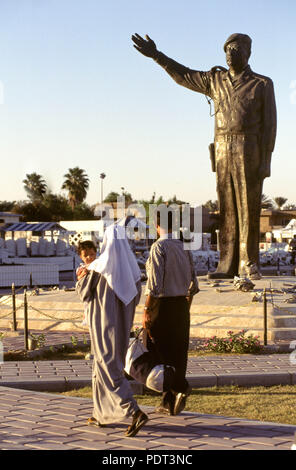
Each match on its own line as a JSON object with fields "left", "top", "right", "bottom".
{"left": 224, "top": 33, "right": 252, "bottom": 72}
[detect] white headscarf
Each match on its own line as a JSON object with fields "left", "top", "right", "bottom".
{"left": 87, "top": 224, "right": 141, "bottom": 306}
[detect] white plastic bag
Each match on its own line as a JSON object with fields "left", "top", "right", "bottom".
{"left": 124, "top": 330, "right": 175, "bottom": 393}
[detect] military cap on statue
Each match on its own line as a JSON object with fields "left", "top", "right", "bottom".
{"left": 223, "top": 33, "right": 252, "bottom": 54}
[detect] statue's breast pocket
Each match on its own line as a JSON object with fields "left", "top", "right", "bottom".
{"left": 240, "top": 93, "right": 256, "bottom": 114}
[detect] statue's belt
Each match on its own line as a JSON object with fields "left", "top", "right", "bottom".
{"left": 215, "top": 134, "right": 258, "bottom": 142}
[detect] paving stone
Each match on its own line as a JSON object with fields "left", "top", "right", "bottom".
{"left": 1, "top": 437, "right": 42, "bottom": 445}
{"left": 188, "top": 427, "right": 245, "bottom": 440}
{"left": 104, "top": 438, "right": 153, "bottom": 450}
{"left": 143, "top": 437, "right": 190, "bottom": 448}
{"left": 6, "top": 414, "right": 40, "bottom": 424}
{"left": 33, "top": 426, "right": 82, "bottom": 437}
{"left": 39, "top": 419, "right": 80, "bottom": 429}
{"left": 69, "top": 431, "right": 120, "bottom": 442}
{"left": 190, "top": 436, "right": 242, "bottom": 448}
{"left": 231, "top": 435, "right": 290, "bottom": 447}
{"left": 148, "top": 445, "right": 190, "bottom": 450}
{"left": 190, "top": 443, "right": 240, "bottom": 450}
{"left": 24, "top": 441, "right": 74, "bottom": 450}
{"left": 62, "top": 440, "right": 117, "bottom": 450}
{"left": 4, "top": 429, "right": 44, "bottom": 439}
{"left": 234, "top": 443, "right": 284, "bottom": 450}
{"left": 268, "top": 424, "right": 296, "bottom": 434}
{"left": 43, "top": 413, "right": 82, "bottom": 422}
{"left": 1, "top": 444, "right": 37, "bottom": 450}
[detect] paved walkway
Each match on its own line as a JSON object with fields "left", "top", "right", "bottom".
{"left": 1, "top": 328, "right": 296, "bottom": 450}
{"left": 0, "top": 386, "right": 295, "bottom": 450}
{"left": 0, "top": 354, "right": 296, "bottom": 391}
{"left": 1, "top": 329, "right": 296, "bottom": 391}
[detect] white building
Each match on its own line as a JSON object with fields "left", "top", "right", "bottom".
{"left": 273, "top": 219, "right": 296, "bottom": 242}
{"left": 0, "top": 212, "right": 22, "bottom": 227}
{"left": 59, "top": 219, "right": 110, "bottom": 248}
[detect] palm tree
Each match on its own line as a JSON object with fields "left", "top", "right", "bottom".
{"left": 274, "top": 196, "right": 288, "bottom": 210}
{"left": 62, "top": 167, "right": 89, "bottom": 210}
{"left": 261, "top": 194, "right": 274, "bottom": 210}
{"left": 23, "top": 173, "right": 47, "bottom": 203}
{"left": 283, "top": 203, "right": 296, "bottom": 210}
{"left": 167, "top": 195, "right": 187, "bottom": 206}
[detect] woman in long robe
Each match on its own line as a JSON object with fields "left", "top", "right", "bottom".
{"left": 76, "top": 224, "right": 148, "bottom": 437}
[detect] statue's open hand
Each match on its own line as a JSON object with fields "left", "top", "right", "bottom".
{"left": 131, "top": 33, "right": 157, "bottom": 58}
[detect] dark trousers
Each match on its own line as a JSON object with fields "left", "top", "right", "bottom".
{"left": 144, "top": 296, "right": 190, "bottom": 401}
{"left": 215, "top": 135, "right": 263, "bottom": 276}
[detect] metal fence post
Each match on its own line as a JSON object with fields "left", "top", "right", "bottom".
{"left": 24, "top": 289, "right": 28, "bottom": 351}
{"left": 12, "top": 283, "right": 17, "bottom": 331}
{"left": 263, "top": 288, "right": 267, "bottom": 346}
{"left": 277, "top": 258, "right": 280, "bottom": 276}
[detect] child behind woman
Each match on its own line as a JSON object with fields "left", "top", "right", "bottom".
{"left": 76, "top": 241, "right": 98, "bottom": 326}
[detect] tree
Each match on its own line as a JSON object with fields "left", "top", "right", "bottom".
{"left": 12, "top": 194, "right": 96, "bottom": 222}
{"left": 283, "top": 203, "right": 296, "bottom": 210}
{"left": 167, "top": 195, "right": 187, "bottom": 206}
{"left": 23, "top": 173, "right": 47, "bottom": 203}
{"left": 13, "top": 200, "right": 51, "bottom": 221}
{"left": 261, "top": 194, "right": 274, "bottom": 210}
{"left": 42, "top": 193, "right": 72, "bottom": 221}
{"left": 274, "top": 197, "right": 288, "bottom": 210}
{"left": 121, "top": 191, "right": 134, "bottom": 206}
{"left": 138, "top": 194, "right": 164, "bottom": 224}
{"left": 0, "top": 201, "right": 16, "bottom": 211}
{"left": 204, "top": 200, "right": 219, "bottom": 212}
{"left": 62, "top": 167, "right": 89, "bottom": 210}
{"left": 104, "top": 191, "right": 120, "bottom": 203}
{"left": 72, "top": 203, "right": 96, "bottom": 220}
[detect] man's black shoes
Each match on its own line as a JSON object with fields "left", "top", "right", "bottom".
{"left": 125, "top": 410, "right": 149, "bottom": 437}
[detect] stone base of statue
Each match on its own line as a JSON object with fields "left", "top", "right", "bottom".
{"left": 207, "top": 272, "right": 234, "bottom": 280}
{"left": 138, "top": 276, "right": 296, "bottom": 343}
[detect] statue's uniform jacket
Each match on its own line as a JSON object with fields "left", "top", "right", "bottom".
{"left": 154, "top": 51, "right": 277, "bottom": 275}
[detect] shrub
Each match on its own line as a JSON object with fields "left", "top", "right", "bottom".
{"left": 204, "top": 329, "right": 263, "bottom": 354}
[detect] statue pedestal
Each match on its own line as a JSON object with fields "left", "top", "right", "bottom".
{"left": 135, "top": 276, "right": 296, "bottom": 343}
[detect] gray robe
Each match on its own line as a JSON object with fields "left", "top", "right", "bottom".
{"left": 76, "top": 270, "right": 142, "bottom": 424}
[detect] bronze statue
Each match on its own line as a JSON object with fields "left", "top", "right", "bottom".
{"left": 132, "top": 33, "right": 277, "bottom": 279}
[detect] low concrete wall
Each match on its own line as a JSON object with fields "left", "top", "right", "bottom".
{"left": 0, "top": 264, "right": 59, "bottom": 287}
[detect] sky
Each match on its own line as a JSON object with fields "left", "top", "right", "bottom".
{"left": 0, "top": 0, "right": 295, "bottom": 207}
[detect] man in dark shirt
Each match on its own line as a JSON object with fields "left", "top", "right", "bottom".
{"left": 132, "top": 33, "right": 277, "bottom": 278}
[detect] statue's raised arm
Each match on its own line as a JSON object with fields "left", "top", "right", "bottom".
{"left": 131, "top": 33, "right": 210, "bottom": 96}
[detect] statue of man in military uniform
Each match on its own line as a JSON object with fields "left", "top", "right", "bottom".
{"left": 132, "top": 32, "right": 277, "bottom": 279}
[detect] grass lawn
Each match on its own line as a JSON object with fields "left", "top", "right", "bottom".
{"left": 60, "top": 384, "right": 296, "bottom": 426}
